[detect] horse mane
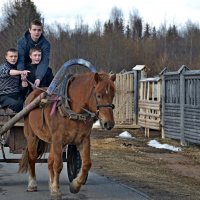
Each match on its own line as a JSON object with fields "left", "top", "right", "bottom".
{"left": 96, "top": 71, "right": 112, "bottom": 80}
{"left": 95, "top": 71, "right": 116, "bottom": 92}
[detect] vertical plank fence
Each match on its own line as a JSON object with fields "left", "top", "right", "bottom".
{"left": 138, "top": 77, "right": 161, "bottom": 137}
{"left": 113, "top": 65, "right": 148, "bottom": 128}
{"left": 162, "top": 65, "right": 200, "bottom": 145}
{"left": 113, "top": 72, "right": 135, "bottom": 127}
{"left": 113, "top": 64, "right": 200, "bottom": 145}
{"left": 182, "top": 70, "right": 200, "bottom": 145}
{"left": 161, "top": 70, "right": 182, "bottom": 140}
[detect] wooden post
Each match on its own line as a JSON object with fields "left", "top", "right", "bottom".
{"left": 133, "top": 70, "right": 138, "bottom": 125}
{"left": 180, "top": 74, "right": 186, "bottom": 145}
{"left": 161, "top": 75, "right": 165, "bottom": 138}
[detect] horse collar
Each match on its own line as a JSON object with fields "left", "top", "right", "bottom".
{"left": 57, "top": 75, "right": 97, "bottom": 122}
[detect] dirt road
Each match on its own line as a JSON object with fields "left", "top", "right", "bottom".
{"left": 0, "top": 162, "right": 150, "bottom": 200}
{"left": 90, "top": 129, "right": 200, "bottom": 200}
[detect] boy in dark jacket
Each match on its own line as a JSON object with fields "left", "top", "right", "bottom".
{"left": 25, "top": 46, "right": 54, "bottom": 95}
{"left": 0, "top": 48, "right": 30, "bottom": 112}
{"left": 17, "top": 19, "right": 51, "bottom": 87}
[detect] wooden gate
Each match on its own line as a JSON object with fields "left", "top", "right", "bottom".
{"left": 113, "top": 65, "right": 148, "bottom": 128}
{"left": 138, "top": 77, "right": 161, "bottom": 137}
{"left": 113, "top": 72, "right": 135, "bottom": 128}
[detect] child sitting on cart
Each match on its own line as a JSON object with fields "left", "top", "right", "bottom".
{"left": 23, "top": 46, "right": 54, "bottom": 95}
{"left": 0, "top": 48, "right": 30, "bottom": 112}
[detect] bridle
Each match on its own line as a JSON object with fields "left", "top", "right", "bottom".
{"left": 96, "top": 103, "right": 115, "bottom": 110}
{"left": 94, "top": 84, "right": 115, "bottom": 118}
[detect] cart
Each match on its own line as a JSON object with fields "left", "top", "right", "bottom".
{"left": 0, "top": 107, "right": 84, "bottom": 183}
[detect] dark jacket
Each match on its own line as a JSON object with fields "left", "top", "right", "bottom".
{"left": 0, "top": 61, "right": 21, "bottom": 95}
{"left": 0, "top": 61, "right": 26, "bottom": 112}
{"left": 25, "top": 63, "right": 54, "bottom": 94}
{"left": 17, "top": 30, "right": 51, "bottom": 81}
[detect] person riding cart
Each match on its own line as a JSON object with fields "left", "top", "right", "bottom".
{"left": 0, "top": 48, "right": 30, "bottom": 112}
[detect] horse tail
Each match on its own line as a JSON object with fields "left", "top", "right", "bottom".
{"left": 18, "top": 147, "right": 29, "bottom": 173}
{"left": 18, "top": 139, "right": 49, "bottom": 173}
{"left": 37, "top": 139, "right": 49, "bottom": 159}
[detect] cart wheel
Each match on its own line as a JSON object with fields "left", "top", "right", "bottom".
{"left": 66, "top": 145, "right": 88, "bottom": 184}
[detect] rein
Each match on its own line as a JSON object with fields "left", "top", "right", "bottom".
{"left": 26, "top": 79, "right": 47, "bottom": 93}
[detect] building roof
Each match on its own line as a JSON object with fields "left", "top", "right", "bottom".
{"left": 132, "top": 65, "right": 149, "bottom": 71}
{"left": 140, "top": 76, "right": 161, "bottom": 82}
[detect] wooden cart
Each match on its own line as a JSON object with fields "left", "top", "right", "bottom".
{"left": 0, "top": 107, "right": 83, "bottom": 183}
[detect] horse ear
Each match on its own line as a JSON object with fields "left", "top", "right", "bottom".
{"left": 94, "top": 73, "right": 100, "bottom": 83}
{"left": 110, "top": 74, "right": 116, "bottom": 82}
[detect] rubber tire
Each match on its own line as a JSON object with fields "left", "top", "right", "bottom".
{"left": 66, "top": 145, "right": 88, "bottom": 184}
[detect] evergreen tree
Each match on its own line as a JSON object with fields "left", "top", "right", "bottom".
{"left": 129, "top": 10, "right": 142, "bottom": 40}
{"left": 152, "top": 26, "right": 157, "bottom": 39}
{"left": 125, "top": 24, "right": 131, "bottom": 39}
{"left": 143, "top": 23, "right": 151, "bottom": 38}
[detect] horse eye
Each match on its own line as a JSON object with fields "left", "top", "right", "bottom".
{"left": 97, "top": 94, "right": 102, "bottom": 99}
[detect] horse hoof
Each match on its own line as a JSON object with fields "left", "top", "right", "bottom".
{"left": 69, "top": 181, "right": 81, "bottom": 194}
{"left": 26, "top": 186, "right": 37, "bottom": 192}
{"left": 50, "top": 192, "right": 62, "bottom": 200}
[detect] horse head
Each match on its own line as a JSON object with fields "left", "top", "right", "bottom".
{"left": 92, "top": 72, "right": 116, "bottom": 130}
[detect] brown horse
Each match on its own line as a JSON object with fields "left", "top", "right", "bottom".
{"left": 18, "top": 72, "right": 116, "bottom": 197}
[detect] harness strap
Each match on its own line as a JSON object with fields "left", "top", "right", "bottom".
{"left": 60, "top": 74, "right": 73, "bottom": 109}
{"left": 58, "top": 75, "right": 97, "bottom": 122}
{"left": 97, "top": 104, "right": 115, "bottom": 110}
{"left": 42, "top": 108, "right": 45, "bottom": 128}
{"left": 36, "top": 74, "right": 98, "bottom": 122}
{"left": 38, "top": 99, "right": 48, "bottom": 128}
{"left": 58, "top": 104, "right": 89, "bottom": 121}
{"left": 0, "top": 142, "right": 6, "bottom": 161}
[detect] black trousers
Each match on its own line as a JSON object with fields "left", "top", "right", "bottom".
{"left": 0, "top": 93, "right": 24, "bottom": 112}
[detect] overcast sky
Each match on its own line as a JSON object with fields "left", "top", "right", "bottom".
{"left": 0, "top": 0, "right": 200, "bottom": 29}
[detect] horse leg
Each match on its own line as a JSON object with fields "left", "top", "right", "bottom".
{"left": 27, "top": 155, "right": 37, "bottom": 192}
{"left": 25, "top": 123, "right": 38, "bottom": 192}
{"left": 70, "top": 136, "right": 91, "bottom": 193}
{"left": 48, "top": 141, "right": 63, "bottom": 196}
{"left": 48, "top": 145, "right": 54, "bottom": 192}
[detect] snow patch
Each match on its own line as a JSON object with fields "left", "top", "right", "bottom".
{"left": 92, "top": 120, "right": 101, "bottom": 128}
{"left": 148, "top": 139, "right": 181, "bottom": 152}
{"left": 117, "top": 131, "right": 135, "bottom": 139}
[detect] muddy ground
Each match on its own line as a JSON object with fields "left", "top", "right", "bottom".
{"left": 90, "top": 129, "right": 200, "bottom": 200}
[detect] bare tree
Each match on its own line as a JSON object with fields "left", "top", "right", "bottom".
{"left": 0, "top": 0, "right": 41, "bottom": 60}
{"left": 129, "top": 9, "right": 143, "bottom": 40}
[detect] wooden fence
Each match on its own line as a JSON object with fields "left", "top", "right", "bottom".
{"left": 162, "top": 66, "right": 200, "bottom": 145}
{"left": 138, "top": 77, "right": 161, "bottom": 137}
{"left": 113, "top": 65, "right": 148, "bottom": 128}
{"left": 113, "top": 64, "right": 200, "bottom": 145}
{"left": 113, "top": 72, "right": 135, "bottom": 127}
